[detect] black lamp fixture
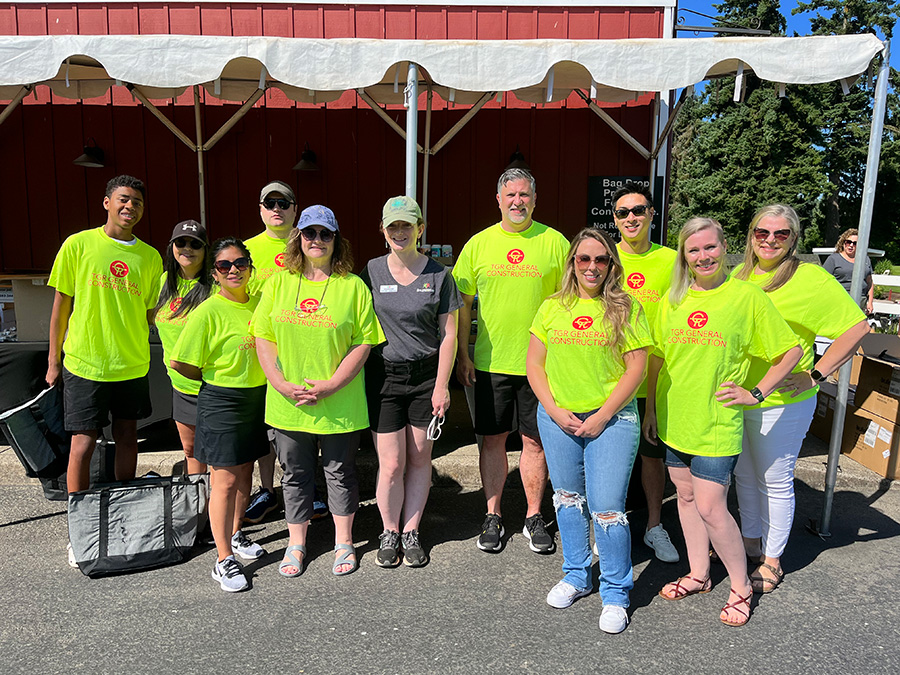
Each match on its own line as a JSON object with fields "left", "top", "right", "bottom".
{"left": 73, "top": 138, "right": 105, "bottom": 168}
{"left": 292, "top": 142, "right": 320, "bottom": 172}
{"left": 505, "top": 144, "right": 530, "bottom": 171}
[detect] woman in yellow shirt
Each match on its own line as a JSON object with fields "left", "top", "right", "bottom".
{"left": 643, "top": 218, "right": 802, "bottom": 627}
{"left": 171, "top": 238, "right": 269, "bottom": 593}
{"left": 732, "top": 205, "right": 868, "bottom": 593}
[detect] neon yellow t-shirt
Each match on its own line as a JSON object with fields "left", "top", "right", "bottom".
{"left": 250, "top": 272, "right": 385, "bottom": 433}
{"left": 652, "top": 277, "right": 798, "bottom": 457}
{"left": 453, "top": 221, "right": 568, "bottom": 376}
{"left": 733, "top": 262, "right": 865, "bottom": 409}
{"left": 617, "top": 242, "right": 677, "bottom": 398}
{"left": 155, "top": 274, "right": 213, "bottom": 395}
{"left": 170, "top": 293, "right": 266, "bottom": 388}
{"left": 530, "top": 296, "right": 652, "bottom": 412}
{"left": 245, "top": 231, "right": 289, "bottom": 295}
{"left": 48, "top": 227, "right": 163, "bottom": 382}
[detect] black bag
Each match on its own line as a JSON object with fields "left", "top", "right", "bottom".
{"left": 68, "top": 473, "right": 209, "bottom": 577}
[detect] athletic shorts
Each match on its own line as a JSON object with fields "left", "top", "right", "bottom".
{"left": 472, "top": 370, "right": 539, "bottom": 439}
{"left": 172, "top": 389, "right": 198, "bottom": 426}
{"left": 636, "top": 398, "right": 666, "bottom": 459}
{"left": 62, "top": 367, "right": 151, "bottom": 432}
{"left": 366, "top": 353, "right": 438, "bottom": 433}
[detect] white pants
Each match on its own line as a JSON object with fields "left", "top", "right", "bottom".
{"left": 734, "top": 396, "right": 816, "bottom": 558}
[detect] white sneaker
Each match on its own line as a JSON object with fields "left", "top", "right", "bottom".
{"left": 546, "top": 580, "right": 591, "bottom": 609}
{"left": 66, "top": 542, "right": 78, "bottom": 569}
{"left": 643, "top": 524, "right": 680, "bottom": 563}
{"left": 231, "top": 530, "right": 265, "bottom": 560}
{"left": 599, "top": 605, "right": 629, "bottom": 634}
{"left": 211, "top": 555, "right": 249, "bottom": 592}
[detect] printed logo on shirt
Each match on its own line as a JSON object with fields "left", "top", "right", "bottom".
{"left": 298, "top": 298, "right": 321, "bottom": 314}
{"left": 274, "top": 308, "right": 338, "bottom": 329}
{"left": 275, "top": 253, "right": 286, "bottom": 267}
{"left": 627, "top": 272, "right": 645, "bottom": 289}
{"left": 110, "top": 260, "right": 129, "bottom": 278}
{"left": 688, "top": 311, "right": 709, "bottom": 329}
{"left": 417, "top": 282, "right": 434, "bottom": 294}
{"left": 572, "top": 316, "right": 594, "bottom": 330}
{"left": 507, "top": 249, "right": 525, "bottom": 264}
{"left": 169, "top": 297, "right": 183, "bottom": 314}
{"left": 238, "top": 335, "right": 257, "bottom": 351}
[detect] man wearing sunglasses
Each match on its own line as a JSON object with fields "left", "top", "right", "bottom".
{"left": 611, "top": 182, "right": 680, "bottom": 564}
{"left": 454, "top": 168, "right": 569, "bottom": 555}
{"left": 242, "top": 180, "right": 298, "bottom": 525}
{"left": 45, "top": 175, "right": 163, "bottom": 565}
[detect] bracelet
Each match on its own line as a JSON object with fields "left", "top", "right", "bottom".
{"left": 810, "top": 368, "right": 827, "bottom": 383}
{"left": 750, "top": 387, "right": 766, "bottom": 403}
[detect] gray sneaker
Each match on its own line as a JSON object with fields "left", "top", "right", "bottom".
{"left": 211, "top": 555, "right": 248, "bottom": 592}
{"left": 376, "top": 529, "right": 401, "bottom": 567}
{"left": 643, "top": 524, "right": 679, "bottom": 563}
{"left": 401, "top": 529, "right": 428, "bottom": 567}
{"left": 231, "top": 530, "right": 265, "bottom": 560}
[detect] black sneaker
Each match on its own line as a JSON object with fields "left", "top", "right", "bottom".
{"left": 376, "top": 529, "right": 401, "bottom": 567}
{"left": 401, "top": 530, "right": 428, "bottom": 567}
{"left": 522, "top": 514, "right": 555, "bottom": 554}
{"left": 243, "top": 488, "right": 278, "bottom": 524}
{"left": 477, "top": 513, "right": 504, "bottom": 552}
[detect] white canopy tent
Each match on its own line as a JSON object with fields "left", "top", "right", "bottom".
{"left": 0, "top": 32, "right": 891, "bottom": 529}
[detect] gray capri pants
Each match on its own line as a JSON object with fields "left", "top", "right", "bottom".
{"left": 272, "top": 428, "right": 361, "bottom": 524}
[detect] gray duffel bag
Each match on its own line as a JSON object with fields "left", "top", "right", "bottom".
{"left": 68, "top": 473, "right": 209, "bottom": 577}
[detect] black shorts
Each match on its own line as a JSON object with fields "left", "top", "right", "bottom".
{"left": 62, "top": 367, "right": 151, "bottom": 432}
{"left": 473, "top": 370, "right": 539, "bottom": 439}
{"left": 366, "top": 353, "right": 438, "bottom": 434}
{"left": 636, "top": 397, "right": 665, "bottom": 459}
{"left": 172, "top": 389, "right": 198, "bottom": 426}
{"left": 194, "top": 383, "right": 268, "bottom": 467}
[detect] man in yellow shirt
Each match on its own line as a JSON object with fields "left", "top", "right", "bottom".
{"left": 454, "top": 169, "right": 569, "bottom": 554}
{"left": 243, "top": 180, "right": 298, "bottom": 524}
{"left": 46, "top": 176, "right": 163, "bottom": 565}
{"left": 613, "top": 182, "right": 679, "bottom": 564}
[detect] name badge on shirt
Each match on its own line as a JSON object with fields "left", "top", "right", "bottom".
{"left": 380, "top": 284, "right": 398, "bottom": 293}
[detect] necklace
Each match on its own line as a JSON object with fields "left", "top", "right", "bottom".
{"left": 294, "top": 273, "right": 330, "bottom": 314}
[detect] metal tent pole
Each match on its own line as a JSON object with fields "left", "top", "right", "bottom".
{"left": 193, "top": 86, "right": 207, "bottom": 228}
{"left": 405, "top": 62, "right": 419, "bottom": 199}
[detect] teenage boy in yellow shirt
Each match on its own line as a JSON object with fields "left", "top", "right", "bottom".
{"left": 454, "top": 168, "right": 569, "bottom": 554}
{"left": 612, "top": 182, "right": 680, "bottom": 563}
{"left": 47, "top": 176, "right": 163, "bottom": 562}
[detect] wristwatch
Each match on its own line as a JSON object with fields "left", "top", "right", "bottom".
{"left": 809, "top": 369, "right": 827, "bottom": 383}
{"left": 750, "top": 387, "right": 766, "bottom": 403}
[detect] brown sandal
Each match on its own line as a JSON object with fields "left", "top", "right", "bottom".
{"left": 750, "top": 562, "right": 784, "bottom": 594}
{"left": 720, "top": 587, "right": 752, "bottom": 627}
{"left": 659, "top": 575, "right": 712, "bottom": 601}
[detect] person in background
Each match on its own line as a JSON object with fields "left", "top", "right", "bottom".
{"left": 171, "top": 238, "right": 269, "bottom": 592}
{"left": 732, "top": 205, "right": 868, "bottom": 593}
{"left": 362, "top": 196, "right": 461, "bottom": 568}
{"left": 643, "top": 217, "right": 801, "bottom": 627}
{"left": 252, "top": 206, "right": 383, "bottom": 578}
{"left": 527, "top": 228, "right": 651, "bottom": 634}
{"left": 152, "top": 220, "right": 212, "bottom": 475}
{"left": 823, "top": 228, "right": 874, "bottom": 314}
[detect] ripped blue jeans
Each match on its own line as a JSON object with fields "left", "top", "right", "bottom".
{"left": 537, "top": 400, "right": 639, "bottom": 607}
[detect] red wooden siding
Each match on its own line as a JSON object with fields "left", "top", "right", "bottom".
{"left": 0, "top": 3, "right": 664, "bottom": 274}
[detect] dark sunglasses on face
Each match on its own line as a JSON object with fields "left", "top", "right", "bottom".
{"left": 173, "top": 237, "right": 204, "bottom": 250}
{"left": 753, "top": 228, "right": 792, "bottom": 242}
{"left": 300, "top": 227, "right": 335, "bottom": 243}
{"left": 575, "top": 254, "right": 611, "bottom": 269}
{"left": 845, "top": 240, "right": 858, "bottom": 247}
{"left": 613, "top": 204, "right": 650, "bottom": 219}
{"left": 261, "top": 198, "right": 294, "bottom": 210}
{"left": 213, "top": 257, "right": 251, "bottom": 274}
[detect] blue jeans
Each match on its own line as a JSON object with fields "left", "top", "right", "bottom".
{"left": 537, "top": 400, "right": 639, "bottom": 607}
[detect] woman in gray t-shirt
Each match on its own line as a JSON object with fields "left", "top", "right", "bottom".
{"left": 362, "top": 196, "right": 462, "bottom": 569}
{"left": 823, "top": 228, "right": 873, "bottom": 313}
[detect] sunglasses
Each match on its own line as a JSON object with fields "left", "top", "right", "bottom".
{"left": 213, "top": 257, "right": 251, "bottom": 274}
{"left": 613, "top": 204, "right": 650, "bottom": 219}
{"left": 753, "top": 228, "right": 792, "bottom": 242}
{"left": 300, "top": 227, "right": 335, "bottom": 243}
{"left": 845, "top": 240, "right": 858, "bottom": 247}
{"left": 575, "top": 254, "right": 611, "bottom": 269}
{"left": 261, "top": 198, "right": 294, "bottom": 210}
{"left": 173, "top": 237, "right": 204, "bottom": 250}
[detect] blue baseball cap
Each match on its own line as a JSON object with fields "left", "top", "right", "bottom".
{"left": 297, "top": 205, "right": 339, "bottom": 232}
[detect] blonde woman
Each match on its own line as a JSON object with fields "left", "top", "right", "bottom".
{"left": 823, "top": 228, "right": 874, "bottom": 312}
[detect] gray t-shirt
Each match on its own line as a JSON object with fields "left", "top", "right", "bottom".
{"left": 824, "top": 252, "right": 872, "bottom": 300}
{"left": 362, "top": 255, "right": 462, "bottom": 363}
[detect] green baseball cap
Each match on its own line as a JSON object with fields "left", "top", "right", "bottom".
{"left": 382, "top": 196, "right": 422, "bottom": 225}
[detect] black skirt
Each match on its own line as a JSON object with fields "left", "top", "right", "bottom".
{"left": 172, "top": 389, "right": 198, "bottom": 426}
{"left": 195, "top": 383, "right": 268, "bottom": 467}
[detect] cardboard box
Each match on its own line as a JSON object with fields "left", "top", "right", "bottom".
{"left": 841, "top": 405, "right": 900, "bottom": 480}
{"left": 834, "top": 333, "right": 900, "bottom": 386}
{"left": 809, "top": 381, "right": 854, "bottom": 442}
{"left": 854, "top": 336, "right": 900, "bottom": 424}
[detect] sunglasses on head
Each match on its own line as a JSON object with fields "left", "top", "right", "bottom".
{"left": 613, "top": 204, "right": 650, "bottom": 219}
{"left": 213, "top": 257, "right": 251, "bottom": 274}
{"left": 300, "top": 227, "right": 335, "bottom": 243}
{"left": 173, "top": 237, "right": 204, "bottom": 250}
{"left": 575, "top": 254, "right": 611, "bottom": 269}
{"left": 261, "top": 198, "right": 293, "bottom": 210}
{"left": 753, "top": 228, "right": 792, "bottom": 242}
